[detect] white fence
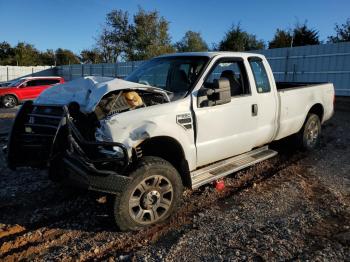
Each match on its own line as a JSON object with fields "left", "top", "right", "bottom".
{"left": 0, "top": 66, "right": 55, "bottom": 83}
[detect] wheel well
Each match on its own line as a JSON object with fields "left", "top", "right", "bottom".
{"left": 137, "top": 136, "right": 191, "bottom": 187}
{"left": 3, "top": 93, "right": 18, "bottom": 100}
{"left": 308, "top": 103, "right": 324, "bottom": 122}
{"left": 2, "top": 93, "right": 19, "bottom": 103}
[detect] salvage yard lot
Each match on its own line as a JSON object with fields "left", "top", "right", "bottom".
{"left": 0, "top": 100, "right": 349, "bottom": 261}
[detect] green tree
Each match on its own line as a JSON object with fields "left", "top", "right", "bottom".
{"left": 39, "top": 49, "right": 55, "bottom": 65}
{"left": 80, "top": 48, "right": 103, "bottom": 64}
{"left": 175, "top": 31, "right": 208, "bottom": 52}
{"left": 96, "top": 8, "right": 175, "bottom": 61}
{"left": 97, "top": 9, "right": 131, "bottom": 62}
{"left": 13, "top": 42, "right": 41, "bottom": 66}
{"left": 0, "top": 42, "right": 80, "bottom": 65}
{"left": 328, "top": 18, "right": 350, "bottom": 43}
{"left": 218, "top": 24, "right": 265, "bottom": 51}
{"left": 126, "top": 8, "right": 175, "bottom": 60}
{"left": 268, "top": 29, "right": 293, "bottom": 49}
{"left": 0, "top": 41, "right": 15, "bottom": 65}
{"left": 97, "top": 28, "right": 114, "bottom": 63}
{"left": 292, "top": 22, "right": 320, "bottom": 46}
{"left": 55, "top": 48, "right": 80, "bottom": 65}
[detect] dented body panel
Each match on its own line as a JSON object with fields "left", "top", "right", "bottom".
{"left": 96, "top": 96, "right": 197, "bottom": 170}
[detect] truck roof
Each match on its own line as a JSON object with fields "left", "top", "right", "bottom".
{"left": 158, "top": 51, "right": 265, "bottom": 59}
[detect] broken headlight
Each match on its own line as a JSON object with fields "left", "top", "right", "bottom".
{"left": 95, "top": 127, "right": 124, "bottom": 159}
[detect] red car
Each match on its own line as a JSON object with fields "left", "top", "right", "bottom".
{"left": 0, "top": 77, "right": 65, "bottom": 108}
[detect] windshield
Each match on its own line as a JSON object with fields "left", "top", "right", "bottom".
{"left": 126, "top": 56, "right": 209, "bottom": 97}
{"left": 8, "top": 79, "right": 25, "bottom": 87}
{"left": 0, "top": 82, "right": 9, "bottom": 87}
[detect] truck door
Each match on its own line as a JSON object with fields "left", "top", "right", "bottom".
{"left": 247, "top": 57, "right": 278, "bottom": 146}
{"left": 193, "top": 58, "right": 259, "bottom": 167}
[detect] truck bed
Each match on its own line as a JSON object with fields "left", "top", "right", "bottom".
{"left": 276, "top": 82, "right": 327, "bottom": 91}
{"left": 274, "top": 82, "right": 334, "bottom": 141}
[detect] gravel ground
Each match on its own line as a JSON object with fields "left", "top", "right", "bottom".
{"left": 0, "top": 100, "right": 349, "bottom": 261}
{"left": 0, "top": 106, "right": 18, "bottom": 135}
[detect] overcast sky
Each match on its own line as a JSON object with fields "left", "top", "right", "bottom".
{"left": 1, "top": 0, "right": 349, "bottom": 53}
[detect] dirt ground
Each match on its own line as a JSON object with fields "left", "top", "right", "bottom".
{"left": 0, "top": 100, "right": 349, "bottom": 261}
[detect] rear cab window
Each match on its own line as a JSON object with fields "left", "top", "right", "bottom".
{"left": 248, "top": 58, "right": 271, "bottom": 93}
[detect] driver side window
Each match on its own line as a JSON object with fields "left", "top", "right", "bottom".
{"left": 204, "top": 60, "right": 250, "bottom": 97}
{"left": 20, "top": 81, "right": 29, "bottom": 88}
{"left": 25, "top": 80, "right": 38, "bottom": 87}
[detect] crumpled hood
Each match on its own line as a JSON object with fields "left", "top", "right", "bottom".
{"left": 34, "top": 76, "right": 167, "bottom": 113}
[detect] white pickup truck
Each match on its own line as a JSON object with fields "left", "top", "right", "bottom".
{"left": 6, "top": 52, "right": 334, "bottom": 231}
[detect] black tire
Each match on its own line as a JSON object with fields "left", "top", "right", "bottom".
{"left": 298, "top": 113, "right": 321, "bottom": 151}
{"left": 2, "top": 95, "right": 17, "bottom": 108}
{"left": 113, "top": 156, "right": 183, "bottom": 231}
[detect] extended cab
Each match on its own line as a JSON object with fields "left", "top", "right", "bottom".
{"left": 6, "top": 52, "right": 334, "bottom": 231}
{"left": 0, "top": 76, "right": 64, "bottom": 108}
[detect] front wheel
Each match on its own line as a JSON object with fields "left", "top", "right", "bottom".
{"left": 298, "top": 113, "right": 321, "bottom": 150}
{"left": 113, "top": 156, "right": 183, "bottom": 231}
{"left": 2, "top": 95, "right": 17, "bottom": 108}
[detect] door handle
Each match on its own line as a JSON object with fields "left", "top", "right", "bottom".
{"left": 252, "top": 104, "right": 258, "bottom": 116}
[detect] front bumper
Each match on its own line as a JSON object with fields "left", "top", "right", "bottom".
{"left": 7, "top": 101, "right": 132, "bottom": 194}
{"left": 63, "top": 152, "right": 131, "bottom": 194}
{"left": 60, "top": 106, "right": 132, "bottom": 193}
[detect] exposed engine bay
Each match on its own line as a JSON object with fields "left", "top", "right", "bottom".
{"left": 7, "top": 77, "right": 174, "bottom": 172}
{"left": 94, "top": 89, "right": 170, "bottom": 120}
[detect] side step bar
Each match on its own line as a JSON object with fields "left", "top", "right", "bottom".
{"left": 190, "top": 146, "right": 277, "bottom": 189}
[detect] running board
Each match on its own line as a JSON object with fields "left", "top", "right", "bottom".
{"left": 190, "top": 146, "right": 277, "bottom": 189}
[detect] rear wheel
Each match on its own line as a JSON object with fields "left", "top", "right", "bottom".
{"left": 2, "top": 95, "right": 17, "bottom": 108}
{"left": 113, "top": 156, "right": 183, "bottom": 231}
{"left": 298, "top": 113, "right": 321, "bottom": 150}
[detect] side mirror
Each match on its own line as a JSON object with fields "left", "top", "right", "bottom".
{"left": 197, "top": 78, "right": 231, "bottom": 107}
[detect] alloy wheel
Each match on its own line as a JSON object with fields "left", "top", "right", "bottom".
{"left": 128, "top": 175, "right": 173, "bottom": 225}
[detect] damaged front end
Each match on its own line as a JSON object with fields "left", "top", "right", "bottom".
{"left": 6, "top": 79, "right": 170, "bottom": 194}
{"left": 7, "top": 101, "right": 131, "bottom": 193}
{"left": 94, "top": 88, "right": 170, "bottom": 120}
